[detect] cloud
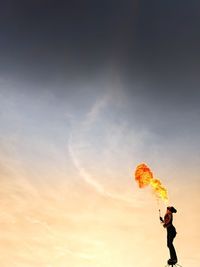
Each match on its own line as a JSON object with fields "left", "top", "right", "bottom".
{"left": 82, "top": 94, "right": 110, "bottom": 127}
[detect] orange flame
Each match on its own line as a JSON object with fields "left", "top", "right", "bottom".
{"left": 135, "top": 163, "right": 168, "bottom": 202}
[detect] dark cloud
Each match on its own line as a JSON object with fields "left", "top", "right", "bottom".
{"left": 0, "top": 1, "right": 136, "bottom": 81}
{"left": 0, "top": 0, "right": 200, "bottom": 100}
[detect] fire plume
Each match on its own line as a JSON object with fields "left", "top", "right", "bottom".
{"left": 135, "top": 163, "right": 168, "bottom": 202}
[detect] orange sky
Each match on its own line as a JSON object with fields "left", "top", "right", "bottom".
{"left": 0, "top": 130, "right": 200, "bottom": 267}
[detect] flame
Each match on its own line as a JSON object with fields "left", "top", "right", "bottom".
{"left": 135, "top": 163, "right": 168, "bottom": 202}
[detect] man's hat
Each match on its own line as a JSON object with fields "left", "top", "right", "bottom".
{"left": 167, "top": 206, "right": 177, "bottom": 213}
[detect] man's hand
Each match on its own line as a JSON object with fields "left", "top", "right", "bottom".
{"left": 160, "top": 216, "right": 164, "bottom": 222}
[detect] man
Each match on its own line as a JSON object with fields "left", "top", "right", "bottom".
{"left": 160, "top": 206, "right": 178, "bottom": 265}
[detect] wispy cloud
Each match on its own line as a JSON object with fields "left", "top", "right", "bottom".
{"left": 26, "top": 216, "right": 96, "bottom": 260}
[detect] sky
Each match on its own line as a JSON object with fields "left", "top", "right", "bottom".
{"left": 0, "top": 1, "right": 200, "bottom": 267}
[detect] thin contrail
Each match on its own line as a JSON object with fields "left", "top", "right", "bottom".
{"left": 68, "top": 134, "right": 135, "bottom": 205}
{"left": 68, "top": 136, "right": 105, "bottom": 195}
{"left": 67, "top": 96, "right": 136, "bottom": 205}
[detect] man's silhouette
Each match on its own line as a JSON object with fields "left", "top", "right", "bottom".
{"left": 160, "top": 206, "right": 177, "bottom": 265}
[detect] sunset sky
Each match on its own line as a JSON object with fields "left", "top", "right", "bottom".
{"left": 0, "top": 1, "right": 200, "bottom": 267}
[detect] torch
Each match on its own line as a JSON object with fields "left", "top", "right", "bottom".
{"left": 159, "top": 209, "right": 164, "bottom": 223}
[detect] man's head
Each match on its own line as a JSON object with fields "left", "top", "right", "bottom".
{"left": 167, "top": 206, "right": 177, "bottom": 213}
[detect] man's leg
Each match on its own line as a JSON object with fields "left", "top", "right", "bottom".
{"left": 167, "top": 234, "right": 177, "bottom": 262}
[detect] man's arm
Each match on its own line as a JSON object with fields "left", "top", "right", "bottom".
{"left": 163, "top": 214, "right": 171, "bottom": 227}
